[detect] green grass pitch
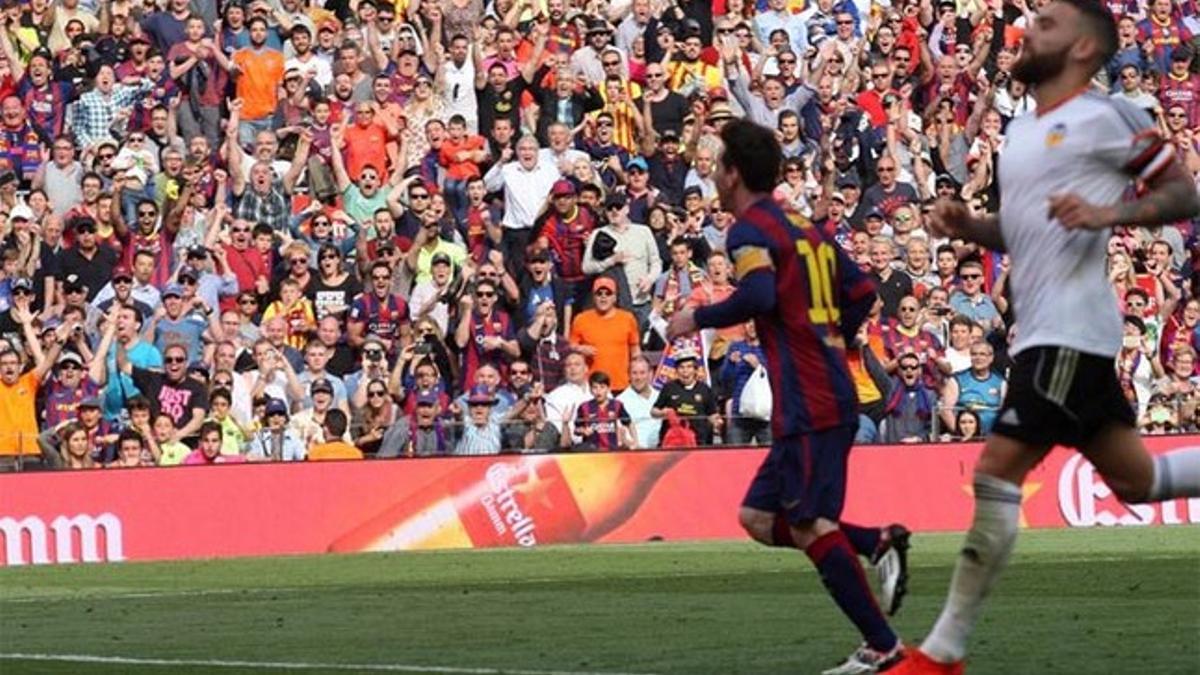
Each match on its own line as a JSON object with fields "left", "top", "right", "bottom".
{"left": 0, "top": 527, "right": 1196, "bottom": 674}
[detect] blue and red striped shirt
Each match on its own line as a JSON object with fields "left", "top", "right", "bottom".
{"left": 698, "top": 197, "right": 876, "bottom": 437}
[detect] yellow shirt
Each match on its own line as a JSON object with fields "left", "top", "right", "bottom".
{"left": 0, "top": 371, "right": 39, "bottom": 457}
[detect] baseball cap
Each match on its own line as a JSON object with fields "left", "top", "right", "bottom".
{"left": 467, "top": 384, "right": 496, "bottom": 405}
{"left": 11, "top": 277, "right": 33, "bottom": 292}
{"left": 935, "top": 173, "right": 958, "bottom": 187}
{"left": 527, "top": 248, "right": 551, "bottom": 263}
{"left": 431, "top": 252, "right": 453, "bottom": 266}
{"left": 318, "top": 17, "right": 341, "bottom": 33}
{"left": 625, "top": 156, "right": 649, "bottom": 172}
{"left": 162, "top": 283, "right": 184, "bottom": 298}
{"left": 416, "top": 390, "right": 439, "bottom": 406}
{"left": 551, "top": 179, "right": 577, "bottom": 197}
{"left": 63, "top": 273, "right": 86, "bottom": 292}
{"left": 0, "top": 170, "right": 16, "bottom": 187}
{"left": 178, "top": 266, "right": 200, "bottom": 282}
{"left": 112, "top": 265, "right": 133, "bottom": 281}
{"left": 660, "top": 129, "right": 681, "bottom": 144}
{"left": 865, "top": 206, "right": 886, "bottom": 221}
{"left": 836, "top": 173, "right": 861, "bottom": 189}
{"left": 586, "top": 18, "right": 611, "bottom": 33}
{"left": 9, "top": 204, "right": 33, "bottom": 221}
{"left": 129, "top": 34, "right": 151, "bottom": 45}
{"left": 57, "top": 352, "right": 84, "bottom": 367}
{"left": 264, "top": 398, "right": 289, "bottom": 417}
{"left": 830, "top": 191, "right": 847, "bottom": 203}
{"left": 79, "top": 395, "right": 103, "bottom": 409}
{"left": 310, "top": 378, "right": 334, "bottom": 395}
{"left": 593, "top": 277, "right": 617, "bottom": 294}
{"left": 186, "top": 245, "right": 208, "bottom": 259}
{"left": 674, "top": 349, "right": 700, "bottom": 364}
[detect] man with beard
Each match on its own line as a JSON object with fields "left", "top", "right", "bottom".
{"left": 219, "top": 15, "right": 285, "bottom": 148}
{"left": 896, "top": 2, "right": 1200, "bottom": 673}
{"left": 285, "top": 23, "right": 332, "bottom": 88}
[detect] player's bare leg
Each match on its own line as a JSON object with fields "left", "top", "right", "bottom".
{"left": 740, "top": 507, "right": 904, "bottom": 673}
{"left": 1082, "top": 424, "right": 1200, "bottom": 504}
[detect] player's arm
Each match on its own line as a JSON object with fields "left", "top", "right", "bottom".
{"left": 1053, "top": 160, "right": 1200, "bottom": 231}
{"left": 928, "top": 200, "right": 1006, "bottom": 252}
{"left": 670, "top": 225, "right": 777, "bottom": 337}
{"left": 1053, "top": 108, "right": 1200, "bottom": 231}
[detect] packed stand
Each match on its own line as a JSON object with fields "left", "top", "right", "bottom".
{"left": 0, "top": 0, "right": 1198, "bottom": 469}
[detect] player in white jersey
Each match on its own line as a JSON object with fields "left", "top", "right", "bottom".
{"left": 895, "top": 1, "right": 1200, "bottom": 673}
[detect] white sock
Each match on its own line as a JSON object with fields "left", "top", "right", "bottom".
{"left": 1147, "top": 449, "right": 1200, "bottom": 501}
{"left": 921, "top": 474, "right": 1022, "bottom": 664}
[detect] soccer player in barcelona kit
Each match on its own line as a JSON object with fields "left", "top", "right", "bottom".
{"left": 668, "top": 120, "right": 910, "bottom": 674}
{"left": 893, "top": 1, "right": 1200, "bottom": 672}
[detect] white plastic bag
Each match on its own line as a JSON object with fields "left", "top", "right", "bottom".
{"left": 740, "top": 366, "right": 773, "bottom": 422}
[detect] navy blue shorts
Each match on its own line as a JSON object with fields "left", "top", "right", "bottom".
{"left": 741, "top": 426, "right": 855, "bottom": 525}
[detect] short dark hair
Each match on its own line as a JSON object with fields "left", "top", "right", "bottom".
{"left": 118, "top": 429, "right": 145, "bottom": 448}
{"left": 589, "top": 371, "right": 611, "bottom": 386}
{"left": 1060, "top": 0, "right": 1118, "bottom": 63}
{"left": 200, "top": 420, "right": 223, "bottom": 439}
{"left": 324, "top": 409, "right": 349, "bottom": 438}
{"left": 718, "top": 120, "right": 782, "bottom": 193}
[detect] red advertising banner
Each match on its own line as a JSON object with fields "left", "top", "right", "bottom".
{"left": 1, "top": 438, "right": 1198, "bottom": 566}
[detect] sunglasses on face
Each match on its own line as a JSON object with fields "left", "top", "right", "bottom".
{"left": 232, "top": 227, "right": 250, "bottom": 234}
{"left": 12, "top": 288, "right": 30, "bottom": 296}
{"left": 97, "top": 153, "right": 115, "bottom": 160}
{"left": 164, "top": 356, "right": 187, "bottom": 364}
{"left": 961, "top": 273, "right": 982, "bottom": 280}
{"left": 290, "top": 258, "right": 308, "bottom": 265}
{"left": 899, "top": 364, "right": 919, "bottom": 372}
{"left": 511, "top": 369, "right": 529, "bottom": 376}
{"left": 138, "top": 210, "right": 157, "bottom": 217}
{"left": 476, "top": 291, "right": 496, "bottom": 298}
{"left": 368, "top": 390, "right": 387, "bottom": 397}
{"left": 594, "top": 289, "right": 613, "bottom": 296}
{"left": 410, "top": 193, "right": 429, "bottom": 200}
{"left": 239, "top": 297, "right": 258, "bottom": 305}
{"left": 778, "top": 58, "right": 795, "bottom": 64}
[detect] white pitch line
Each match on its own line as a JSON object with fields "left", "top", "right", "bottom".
{"left": 0, "top": 653, "right": 660, "bottom": 675}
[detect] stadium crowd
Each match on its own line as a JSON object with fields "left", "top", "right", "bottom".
{"left": 0, "top": 0, "right": 1198, "bottom": 469}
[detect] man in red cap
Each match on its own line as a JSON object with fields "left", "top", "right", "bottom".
{"left": 569, "top": 276, "right": 641, "bottom": 392}
{"left": 534, "top": 178, "right": 596, "bottom": 309}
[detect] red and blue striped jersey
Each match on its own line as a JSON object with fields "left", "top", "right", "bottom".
{"left": 727, "top": 198, "right": 877, "bottom": 437}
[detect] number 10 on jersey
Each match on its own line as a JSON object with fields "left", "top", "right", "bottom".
{"left": 795, "top": 240, "right": 840, "bottom": 324}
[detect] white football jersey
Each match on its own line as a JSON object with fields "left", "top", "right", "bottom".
{"left": 998, "top": 92, "right": 1174, "bottom": 358}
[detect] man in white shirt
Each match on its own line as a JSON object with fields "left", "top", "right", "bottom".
{"left": 440, "top": 35, "right": 478, "bottom": 133}
{"left": 484, "top": 134, "right": 560, "bottom": 270}
{"left": 616, "top": 355, "right": 658, "bottom": 448}
{"left": 544, "top": 351, "right": 592, "bottom": 435}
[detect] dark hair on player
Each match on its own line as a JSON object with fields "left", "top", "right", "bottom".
{"left": 324, "top": 409, "right": 349, "bottom": 438}
{"left": 589, "top": 371, "right": 611, "bottom": 387}
{"left": 718, "top": 120, "right": 782, "bottom": 194}
{"left": 1060, "top": 0, "right": 1118, "bottom": 63}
